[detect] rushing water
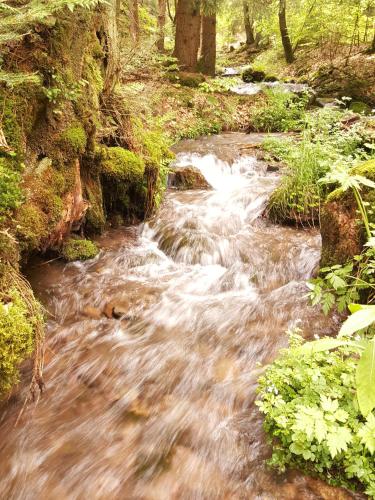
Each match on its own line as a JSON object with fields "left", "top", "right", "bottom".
{"left": 0, "top": 133, "right": 357, "bottom": 499}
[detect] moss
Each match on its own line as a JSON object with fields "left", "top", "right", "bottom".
{"left": 59, "top": 123, "right": 87, "bottom": 156}
{"left": 15, "top": 203, "right": 48, "bottom": 252}
{"left": 84, "top": 177, "right": 106, "bottom": 234}
{"left": 177, "top": 72, "right": 206, "bottom": 88}
{"left": 0, "top": 288, "right": 36, "bottom": 395}
{"left": 101, "top": 147, "right": 145, "bottom": 182}
{"left": 0, "top": 231, "right": 19, "bottom": 267}
{"left": 0, "top": 156, "right": 23, "bottom": 216}
{"left": 61, "top": 238, "right": 99, "bottom": 262}
{"left": 349, "top": 101, "right": 372, "bottom": 115}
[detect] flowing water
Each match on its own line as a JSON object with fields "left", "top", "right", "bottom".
{"left": 0, "top": 133, "right": 357, "bottom": 499}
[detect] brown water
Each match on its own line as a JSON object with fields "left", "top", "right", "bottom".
{"left": 0, "top": 133, "right": 358, "bottom": 499}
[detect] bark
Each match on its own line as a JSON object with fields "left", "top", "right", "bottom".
{"left": 174, "top": 0, "right": 201, "bottom": 72}
{"left": 130, "top": 0, "right": 140, "bottom": 43}
{"left": 279, "top": 0, "right": 294, "bottom": 63}
{"left": 243, "top": 1, "right": 255, "bottom": 45}
{"left": 103, "top": 0, "right": 121, "bottom": 95}
{"left": 199, "top": 14, "right": 216, "bottom": 76}
{"left": 157, "top": 0, "right": 167, "bottom": 52}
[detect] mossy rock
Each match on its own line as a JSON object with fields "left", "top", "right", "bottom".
{"left": 0, "top": 156, "right": 23, "bottom": 215}
{"left": 349, "top": 101, "right": 372, "bottom": 115}
{"left": 59, "top": 123, "right": 87, "bottom": 156}
{"left": 242, "top": 67, "right": 266, "bottom": 83}
{"left": 101, "top": 147, "right": 145, "bottom": 182}
{"left": 177, "top": 72, "right": 206, "bottom": 88}
{"left": 83, "top": 176, "right": 106, "bottom": 234}
{"left": 15, "top": 203, "right": 49, "bottom": 252}
{"left": 0, "top": 288, "right": 37, "bottom": 396}
{"left": 61, "top": 238, "right": 99, "bottom": 262}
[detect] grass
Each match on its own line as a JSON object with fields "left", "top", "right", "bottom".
{"left": 264, "top": 108, "right": 371, "bottom": 225}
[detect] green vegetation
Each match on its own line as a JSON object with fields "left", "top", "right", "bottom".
{"left": 59, "top": 124, "right": 87, "bottom": 156}
{"left": 0, "top": 156, "right": 23, "bottom": 217}
{"left": 100, "top": 147, "right": 145, "bottom": 182}
{"left": 264, "top": 109, "right": 372, "bottom": 224}
{"left": 257, "top": 330, "right": 375, "bottom": 498}
{"left": 61, "top": 237, "right": 99, "bottom": 262}
{"left": 249, "top": 89, "right": 309, "bottom": 132}
{"left": 0, "top": 289, "right": 36, "bottom": 395}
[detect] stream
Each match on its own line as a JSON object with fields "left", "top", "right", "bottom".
{"left": 0, "top": 133, "right": 357, "bottom": 499}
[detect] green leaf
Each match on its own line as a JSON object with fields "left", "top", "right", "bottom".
{"left": 356, "top": 340, "right": 375, "bottom": 417}
{"left": 358, "top": 413, "right": 375, "bottom": 454}
{"left": 296, "top": 338, "right": 362, "bottom": 354}
{"left": 326, "top": 426, "right": 352, "bottom": 458}
{"left": 339, "top": 305, "right": 375, "bottom": 337}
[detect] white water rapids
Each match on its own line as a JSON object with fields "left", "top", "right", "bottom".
{"left": 0, "top": 133, "right": 356, "bottom": 499}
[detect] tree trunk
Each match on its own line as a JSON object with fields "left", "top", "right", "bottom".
{"left": 243, "top": 1, "right": 255, "bottom": 45}
{"left": 130, "top": 0, "right": 140, "bottom": 43}
{"left": 279, "top": 0, "right": 294, "bottom": 63}
{"left": 103, "top": 0, "right": 121, "bottom": 95}
{"left": 199, "top": 14, "right": 216, "bottom": 76}
{"left": 174, "top": 0, "right": 201, "bottom": 72}
{"left": 157, "top": 0, "right": 167, "bottom": 52}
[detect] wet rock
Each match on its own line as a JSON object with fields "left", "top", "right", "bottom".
{"left": 113, "top": 303, "right": 132, "bottom": 319}
{"left": 242, "top": 67, "right": 266, "bottom": 83}
{"left": 169, "top": 166, "right": 211, "bottom": 190}
{"left": 266, "top": 163, "right": 280, "bottom": 173}
{"left": 103, "top": 301, "right": 115, "bottom": 319}
{"left": 82, "top": 306, "right": 103, "bottom": 320}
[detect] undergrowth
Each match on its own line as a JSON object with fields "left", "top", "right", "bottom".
{"left": 257, "top": 330, "right": 375, "bottom": 498}
{"left": 264, "top": 108, "right": 372, "bottom": 224}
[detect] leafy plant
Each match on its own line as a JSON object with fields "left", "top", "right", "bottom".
{"left": 308, "top": 246, "right": 375, "bottom": 314}
{"left": 256, "top": 329, "right": 375, "bottom": 497}
{"left": 249, "top": 89, "right": 309, "bottom": 132}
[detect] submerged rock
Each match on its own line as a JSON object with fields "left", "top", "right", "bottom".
{"left": 169, "top": 166, "right": 211, "bottom": 190}
{"left": 82, "top": 306, "right": 102, "bottom": 320}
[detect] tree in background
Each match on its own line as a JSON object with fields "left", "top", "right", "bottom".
{"left": 243, "top": 1, "right": 255, "bottom": 45}
{"left": 278, "top": 0, "right": 294, "bottom": 62}
{"left": 174, "top": 0, "right": 202, "bottom": 71}
{"left": 199, "top": 0, "right": 220, "bottom": 75}
{"left": 157, "top": 0, "right": 167, "bottom": 51}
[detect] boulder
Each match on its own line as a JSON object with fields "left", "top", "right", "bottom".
{"left": 242, "top": 67, "right": 266, "bottom": 83}
{"left": 169, "top": 166, "right": 211, "bottom": 190}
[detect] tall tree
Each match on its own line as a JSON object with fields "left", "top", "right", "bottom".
{"left": 130, "top": 0, "right": 140, "bottom": 43}
{"left": 157, "top": 0, "right": 167, "bottom": 51}
{"left": 199, "top": 13, "right": 216, "bottom": 75}
{"left": 279, "top": 0, "right": 294, "bottom": 63}
{"left": 174, "top": 0, "right": 201, "bottom": 71}
{"left": 243, "top": 0, "right": 255, "bottom": 45}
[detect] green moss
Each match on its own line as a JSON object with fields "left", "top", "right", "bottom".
{"left": 177, "top": 72, "right": 206, "bottom": 88}
{"left": 15, "top": 203, "right": 48, "bottom": 252}
{"left": 0, "top": 156, "right": 23, "bottom": 217}
{"left": 349, "top": 101, "right": 372, "bottom": 115}
{"left": 84, "top": 177, "right": 106, "bottom": 233}
{"left": 61, "top": 238, "right": 99, "bottom": 262}
{"left": 101, "top": 147, "right": 145, "bottom": 182}
{"left": 59, "top": 123, "right": 87, "bottom": 156}
{"left": 0, "top": 288, "right": 36, "bottom": 395}
{"left": 351, "top": 158, "right": 375, "bottom": 180}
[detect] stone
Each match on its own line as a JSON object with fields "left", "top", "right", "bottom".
{"left": 82, "top": 306, "right": 102, "bottom": 320}
{"left": 103, "top": 301, "right": 115, "bottom": 319}
{"left": 266, "top": 164, "right": 280, "bottom": 173}
{"left": 169, "top": 166, "right": 211, "bottom": 190}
